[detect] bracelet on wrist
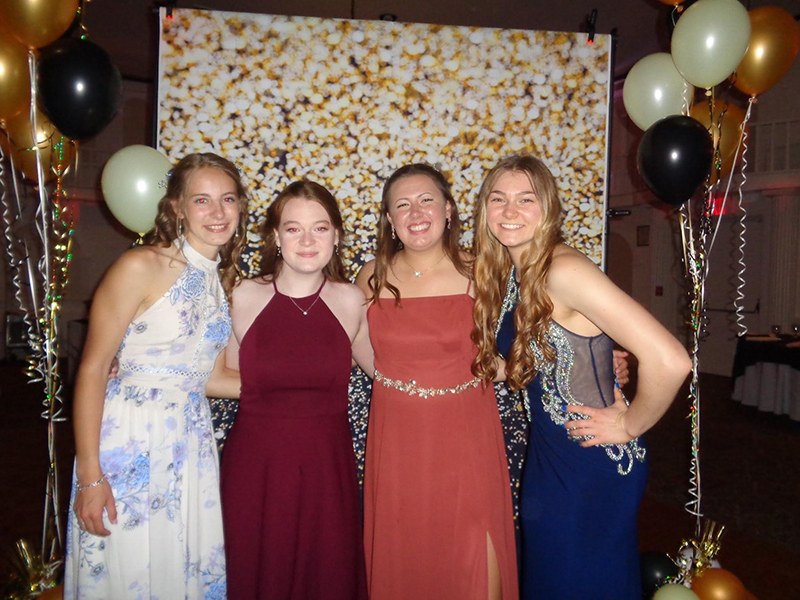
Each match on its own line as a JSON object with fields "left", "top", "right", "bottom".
{"left": 76, "top": 475, "right": 106, "bottom": 492}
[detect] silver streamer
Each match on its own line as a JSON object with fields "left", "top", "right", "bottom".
{"left": 733, "top": 98, "right": 755, "bottom": 337}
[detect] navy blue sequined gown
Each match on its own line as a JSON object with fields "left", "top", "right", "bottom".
{"left": 496, "top": 276, "right": 648, "bottom": 599}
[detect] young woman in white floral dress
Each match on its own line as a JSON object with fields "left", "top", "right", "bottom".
{"left": 65, "top": 153, "right": 245, "bottom": 599}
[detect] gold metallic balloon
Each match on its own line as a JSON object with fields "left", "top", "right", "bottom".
{"left": 0, "top": 0, "right": 79, "bottom": 49}
{"left": 2, "top": 108, "right": 75, "bottom": 183}
{"left": 733, "top": 6, "right": 800, "bottom": 97}
{"left": 691, "top": 568, "right": 748, "bottom": 600}
{"left": 690, "top": 100, "right": 747, "bottom": 184}
{"left": 0, "top": 32, "right": 31, "bottom": 121}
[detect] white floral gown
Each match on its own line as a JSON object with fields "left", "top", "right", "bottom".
{"left": 65, "top": 241, "right": 230, "bottom": 600}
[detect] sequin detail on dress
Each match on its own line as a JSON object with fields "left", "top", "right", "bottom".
{"left": 497, "top": 268, "right": 646, "bottom": 476}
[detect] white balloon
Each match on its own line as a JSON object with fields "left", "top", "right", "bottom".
{"left": 654, "top": 583, "right": 701, "bottom": 599}
{"left": 101, "top": 145, "right": 172, "bottom": 234}
{"left": 623, "top": 53, "right": 694, "bottom": 130}
{"left": 671, "top": 0, "right": 751, "bottom": 89}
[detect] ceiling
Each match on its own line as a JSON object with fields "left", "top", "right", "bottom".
{"left": 83, "top": 0, "right": 800, "bottom": 84}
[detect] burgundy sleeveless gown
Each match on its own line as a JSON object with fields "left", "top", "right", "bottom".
{"left": 221, "top": 281, "right": 368, "bottom": 600}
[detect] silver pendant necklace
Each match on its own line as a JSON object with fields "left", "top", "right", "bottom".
{"left": 288, "top": 293, "right": 321, "bottom": 316}
{"left": 400, "top": 252, "right": 446, "bottom": 277}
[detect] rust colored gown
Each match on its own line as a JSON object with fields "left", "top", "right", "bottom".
{"left": 363, "top": 291, "right": 519, "bottom": 600}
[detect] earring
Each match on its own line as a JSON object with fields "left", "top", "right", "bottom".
{"left": 334, "top": 243, "right": 339, "bottom": 255}
{"left": 391, "top": 226, "right": 396, "bottom": 240}
{"left": 277, "top": 246, "right": 281, "bottom": 257}
{"left": 446, "top": 217, "right": 452, "bottom": 230}
{"left": 177, "top": 219, "right": 184, "bottom": 237}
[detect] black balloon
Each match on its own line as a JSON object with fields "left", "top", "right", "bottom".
{"left": 36, "top": 39, "right": 122, "bottom": 141}
{"left": 636, "top": 115, "right": 713, "bottom": 208}
{"left": 640, "top": 551, "right": 679, "bottom": 598}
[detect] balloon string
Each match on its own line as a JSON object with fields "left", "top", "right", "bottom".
{"left": 733, "top": 97, "right": 754, "bottom": 337}
{"left": 680, "top": 203, "right": 705, "bottom": 536}
{"left": 707, "top": 91, "right": 721, "bottom": 186}
{"left": 0, "top": 133, "right": 45, "bottom": 343}
{"left": 706, "top": 100, "right": 747, "bottom": 260}
{"left": 78, "top": 0, "right": 91, "bottom": 40}
{"left": 27, "top": 49, "right": 66, "bottom": 560}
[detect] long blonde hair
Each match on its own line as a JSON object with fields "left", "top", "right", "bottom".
{"left": 143, "top": 153, "right": 248, "bottom": 301}
{"left": 256, "top": 180, "right": 349, "bottom": 284}
{"left": 471, "top": 155, "right": 565, "bottom": 390}
{"left": 368, "top": 164, "right": 471, "bottom": 305}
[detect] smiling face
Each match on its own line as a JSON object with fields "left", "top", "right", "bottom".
{"left": 177, "top": 167, "right": 241, "bottom": 259}
{"left": 386, "top": 173, "right": 452, "bottom": 253}
{"left": 276, "top": 196, "right": 339, "bottom": 276}
{"left": 485, "top": 170, "right": 543, "bottom": 264}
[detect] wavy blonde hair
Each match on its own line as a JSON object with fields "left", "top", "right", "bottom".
{"left": 368, "top": 164, "right": 472, "bottom": 305}
{"left": 142, "top": 153, "right": 248, "bottom": 301}
{"left": 471, "top": 155, "right": 565, "bottom": 390}
{"left": 256, "top": 180, "right": 349, "bottom": 284}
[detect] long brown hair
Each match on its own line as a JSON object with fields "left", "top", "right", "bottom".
{"left": 256, "top": 180, "right": 348, "bottom": 283}
{"left": 471, "top": 155, "right": 565, "bottom": 390}
{"left": 368, "top": 163, "right": 471, "bottom": 305}
{"left": 142, "top": 152, "right": 248, "bottom": 300}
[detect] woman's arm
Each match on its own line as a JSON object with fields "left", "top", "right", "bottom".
{"left": 351, "top": 296, "right": 375, "bottom": 377}
{"left": 72, "top": 250, "right": 156, "bottom": 535}
{"left": 354, "top": 260, "right": 375, "bottom": 297}
{"left": 206, "top": 350, "right": 241, "bottom": 398}
{"left": 550, "top": 249, "right": 692, "bottom": 445}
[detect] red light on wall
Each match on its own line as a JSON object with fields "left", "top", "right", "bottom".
{"left": 709, "top": 195, "right": 727, "bottom": 216}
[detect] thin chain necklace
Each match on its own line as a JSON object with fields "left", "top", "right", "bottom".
{"left": 289, "top": 294, "right": 321, "bottom": 316}
{"left": 399, "top": 251, "right": 447, "bottom": 277}
{"left": 278, "top": 279, "right": 325, "bottom": 316}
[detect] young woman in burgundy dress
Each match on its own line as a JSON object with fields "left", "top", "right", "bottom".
{"left": 221, "top": 180, "right": 372, "bottom": 600}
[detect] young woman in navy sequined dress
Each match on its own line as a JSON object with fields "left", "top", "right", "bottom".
{"left": 471, "top": 155, "right": 691, "bottom": 599}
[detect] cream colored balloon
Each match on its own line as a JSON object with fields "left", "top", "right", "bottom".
{"left": 671, "top": 0, "right": 751, "bottom": 89}
{"left": 623, "top": 53, "right": 694, "bottom": 131}
{"left": 101, "top": 145, "right": 172, "bottom": 235}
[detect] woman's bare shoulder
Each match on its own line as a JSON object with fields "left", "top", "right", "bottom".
{"left": 326, "top": 280, "right": 368, "bottom": 304}
{"left": 110, "top": 245, "right": 181, "bottom": 278}
{"left": 233, "top": 276, "right": 271, "bottom": 298}
{"left": 547, "top": 244, "right": 605, "bottom": 297}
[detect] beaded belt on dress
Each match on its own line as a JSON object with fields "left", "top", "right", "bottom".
{"left": 373, "top": 369, "right": 481, "bottom": 399}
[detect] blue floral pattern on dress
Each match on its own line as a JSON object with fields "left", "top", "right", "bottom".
{"left": 65, "top": 240, "right": 230, "bottom": 600}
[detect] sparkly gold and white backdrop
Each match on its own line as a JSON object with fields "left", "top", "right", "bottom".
{"left": 156, "top": 9, "right": 612, "bottom": 275}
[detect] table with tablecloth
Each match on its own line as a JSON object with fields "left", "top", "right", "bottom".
{"left": 732, "top": 335, "right": 800, "bottom": 421}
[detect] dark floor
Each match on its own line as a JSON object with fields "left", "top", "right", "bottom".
{"left": 1, "top": 363, "right": 798, "bottom": 598}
